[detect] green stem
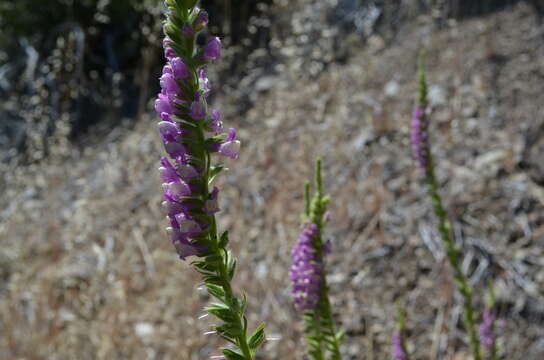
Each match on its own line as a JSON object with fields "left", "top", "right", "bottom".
{"left": 311, "top": 159, "right": 342, "bottom": 360}
{"left": 304, "top": 313, "right": 325, "bottom": 360}
{"left": 218, "top": 260, "right": 253, "bottom": 359}
{"left": 320, "top": 281, "right": 342, "bottom": 359}
{"left": 425, "top": 151, "right": 481, "bottom": 360}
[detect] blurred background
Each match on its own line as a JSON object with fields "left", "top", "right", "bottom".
{"left": 2, "top": 0, "right": 544, "bottom": 358}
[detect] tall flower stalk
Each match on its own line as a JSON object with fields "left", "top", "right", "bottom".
{"left": 411, "top": 55, "right": 481, "bottom": 360}
{"left": 290, "top": 159, "right": 343, "bottom": 360}
{"left": 392, "top": 303, "right": 410, "bottom": 360}
{"left": 479, "top": 284, "right": 499, "bottom": 360}
{"left": 155, "top": 1, "right": 264, "bottom": 358}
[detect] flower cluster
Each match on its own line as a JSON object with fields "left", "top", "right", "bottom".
{"left": 479, "top": 308, "right": 497, "bottom": 350}
{"left": 290, "top": 223, "right": 323, "bottom": 311}
{"left": 410, "top": 107, "right": 429, "bottom": 171}
{"left": 392, "top": 332, "right": 407, "bottom": 360}
{"left": 155, "top": 5, "right": 240, "bottom": 261}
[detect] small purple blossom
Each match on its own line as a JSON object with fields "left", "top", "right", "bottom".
{"left": 169, "top": 228, "right": 207, "bottom": 260}
{"left": 177, "top": 163, "right": 199, "bottom": 180}
{"left": 203, "top": 37, "right": 222, "bottom": 61}
{"left": 160, "top": 112, "right": 173, "bottom": 122}
{"left": 189, "top": 101, "right": 207, "bottom": 120}
{"left": 210, "top": 110, "right": 223, "bottom": 133}
{"left": 219, "top": 128, "right": 241, "bottom": 159}
{"left": 411, "top": 107, "right": 429, "bottom": 171}
{"left": 290, "top": 223, "right": 322, "bottom": 311}
{"left": 199, "top": 69, "right": 211, "bottom": 97}
{"left": 182, "top": 24, "right": 194, "bottom": 38}
{"left": 158, "top": 120, "right": 180, "bottom": 142}
{"left": 159, "top": 157, "right": 179, "bottom": 183}
{"left": 160, "top": 73, "right": 180, "bottom": 95}
{"left": 165, "top": 180, "right": 191, "bottom": 201}
{"left": 171, "top": 57, "right": 189, "bottom": 79}
{"left": 164, "top": 141, "right": 186, "bottom": 158}
{"left": 175, "top": 213, "right": 202, "bottom": 236}
{"left": 163, "top": 64, "right": 173, "bottom": 75}
{"left": 195, "top": 10, "right": 209, "bottom": 30}
{"left": 479, "top": 308, "right": 497, "bottom": 350}
{"left": 155, "top": 93, "right": 174, "bottom": 115}
{"left": 164, "top": 46, "right": 176, "bottom": 60}
{"left": 392, "top": 332, "right": 407, "bottom": 360}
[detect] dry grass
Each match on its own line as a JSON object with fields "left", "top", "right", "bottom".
{"left": 2, "top": 3, "right": 544, "bottom": 359}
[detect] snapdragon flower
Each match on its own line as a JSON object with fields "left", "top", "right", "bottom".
{"left": 154, "top": 2, "right": 264, "bottom": 359}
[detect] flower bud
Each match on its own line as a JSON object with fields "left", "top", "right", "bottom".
{"left": 203, "top": 37, "right": 221, "bottom": 61}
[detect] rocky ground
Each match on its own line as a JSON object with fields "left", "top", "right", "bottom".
{"left": 2, "top": 2, "right": 544, "bottom": 359}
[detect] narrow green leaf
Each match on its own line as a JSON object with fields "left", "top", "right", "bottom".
{"left": 205, "top": 284, "right": 225, "bottom": 300}
{"left": 209, "top": 165, "right": 225, "bottom": 185}
{"left": 248, "top": 322, "right": 266, "bottom": 350}
{"left": 227, "top": 257, "right": 237, "bottom": 281}
{"left": 222, "top": 348, "right": 245, "bottom": 360}
{"left": 218, "top": 231, "right": 229, "bottom": 249}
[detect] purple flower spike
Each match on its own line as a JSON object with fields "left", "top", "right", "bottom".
{"left": 479, "top": 308, "right": 497, "bottom": 350}
{"left": 219, "top": 128, "right": 241, "bottom": 159}
{"left": 160, "top": 73, "right": 180, "bottom": 95}
{"left": 392, "top": 332, "right": 407, "bottom": 360}
{"left": 171, "top": 57, "right": 189, "bottom": 79}
{"left": 203, "top": 37, "right": 222, "bottom": 61}
{"left": 290, "top": 223, "right": 322, "bottom": 311}
{"left": 411, "top": 107, "right": 429, "bottom": 171}
{"left": 158, "top": 121, "right": 180, "bottom": 142}
{"left": 156, "top": 6, "right": 242, "bottom": 263}
{"left": 189, "top": 101, "right": 207, "bottom": 120}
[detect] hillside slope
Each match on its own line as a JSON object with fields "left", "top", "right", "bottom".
{"left": 2, "top": 3, "right": 544, "bottom": 359}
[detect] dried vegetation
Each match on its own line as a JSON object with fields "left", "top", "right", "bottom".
{"left": 2, "top": 2, "right": 544, "bottom": 359}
